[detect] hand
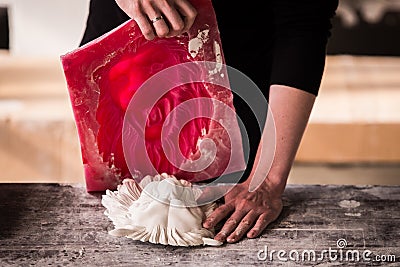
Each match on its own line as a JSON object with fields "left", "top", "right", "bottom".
{"left": 116, "top": 0, "right": 197, "bottom": 40}
{"left": 203, "top": 180, "right": 283, "bottom": 243}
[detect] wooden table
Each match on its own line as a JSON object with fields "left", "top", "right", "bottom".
{"left": 0, "top": 184, "right": 399, "bottom": 266}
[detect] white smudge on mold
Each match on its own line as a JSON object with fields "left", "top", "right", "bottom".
{"left": 339, "top": 200, "right": 361, "bottom": 208}
{"left": 208, "top": 41, "right": 223, "bottom": 75}
{"left": 188, "top": 29, "right": 210, "bottom": 58}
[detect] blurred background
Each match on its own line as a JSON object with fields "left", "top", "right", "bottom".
{"left": 0, "top": 0, "right": 399, "bottom": 185}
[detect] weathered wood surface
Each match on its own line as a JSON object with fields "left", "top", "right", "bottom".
{"left": 0, "top": 184, "right": 399, "bottom": 266}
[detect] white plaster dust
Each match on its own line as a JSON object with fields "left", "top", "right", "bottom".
{"left": 188, "top": 29, "right": 209, "bottom": 58}
{"left": 345, "top": 212, "right": 362, "bottom": 217}
{"left": 339, "top": 200, "right": 361, "bottom": 208}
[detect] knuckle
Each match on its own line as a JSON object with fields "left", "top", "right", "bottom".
{"left": 157, "top": 28, "right": 169, "bottom": 37}
{"left": 141, "top": 0, "right": 152, "bottom": 9}
{"left": 219, "top": 230, "right": 228, "bottom": 237}
{"left": 127, "top": 0, "right": 140, "bottom": 11}
{"left": 189, "top": 9, "right": 198, "bottom": 19}
{"left": 241, "top": 220, "right": 252, "bottom": 226}
{"left": 221, "top": 223, "right": 233, "bottom": 233}
{"left": 129, "top": 5, "right": 143, "bottom": 18}
{"left": 158, "top": 0, "right": 169, "bottom": 8}
{"left": 221, "top": 225, "right": 231, "bottom": 233}
{"left": 173, "top": 21, "right": 185, "bottom": 31}
{"left": 258, "top": 217, "right": 268, "bottom": 225}
{"left": 262, "top": 218, "right": 271, "bottom": 224}
{"left": 206, "top": 216, "right": 214, "bottom": 222}
{"left": 227, "top": 218, "right": 238, "bottom": 225}
{"left": 166, "top": 30, "right": 178, "bottom": 37}
{"left": 187, "top": 7, "right": 198, "bottom": 18}
{"left": 129, "top": 0, "right": 141, "bottom": 12}
{"left": 145, "top": 35, "right": 155, "bottom": 41}
{"left": 214, "top": 206, "right": 226, "bottom": 214}
{"left": 237, "top": 201, "right": 249, "bottom": 211}
{"left": 134, "top": 1, "right": 142, "bottom": 11}
{"left": 219, "top": 204, "right": 232, "bottom": 212}
{"left": 142, "top": 28, "right": 154, "bottom": 37}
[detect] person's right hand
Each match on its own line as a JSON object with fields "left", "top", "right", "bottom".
{"left": 115, "top": 0, "right": 197, "bottom": 40}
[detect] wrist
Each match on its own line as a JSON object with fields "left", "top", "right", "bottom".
{"left": 243, "top": 173, "right": 287, "bottom": 197}
{"left": 264, "top": 174, "right": 287, "bottom": 197}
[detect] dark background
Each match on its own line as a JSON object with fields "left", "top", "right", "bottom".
{"left": 328, "top": 9, "right": 400, "bottom": 56}
{"left": 0, "top": 7, "right": 9, "bottom": 49}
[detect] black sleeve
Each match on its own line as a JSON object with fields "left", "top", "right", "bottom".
{"left": 212, "top": 0, "right": 338, "bottom": 182}
{"left": 80, "top": 0, "right": 129, "bottom": 46}
{"left": 214, "top": 0, "right": 338, "bottom": 96}
{"left": 269, "top": 0, "right": 339, "bottom": 96}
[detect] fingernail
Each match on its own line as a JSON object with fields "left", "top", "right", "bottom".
{"left": 227, "top": 237, "right": 234, "bottom": 243}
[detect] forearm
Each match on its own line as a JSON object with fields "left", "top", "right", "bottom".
{"left": 246, "top": 84, "right": 316, "bottom": 196}
{"left": 205, "top": 85, "right": 315, "bottom": 242}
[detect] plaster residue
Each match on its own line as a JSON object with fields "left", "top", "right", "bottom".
{"left": 339, "top": 200, "right": 361, "bottom": 208}
{"left": 345, "top": 212, "right": 362, "bottom": 217}
{"left": 208, "top": 41, "right": 223, "bottom": 76}
{"left": 188, "top": 29, "right": 210, "bottom": 58}
{"left": 102, "top": 173, "right": 222, "bottom": 247}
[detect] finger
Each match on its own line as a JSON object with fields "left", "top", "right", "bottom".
{"left": 247, "top": 213, "right": 274, "bottom": 238}
{"left": 226, "top": 211, "right": 258, "bottom": 243}
{"left": 203, "top": 203, "right": 234, "bottom": 229}
{"left": 174, "top": 0, "right": 198, "bottom": 33}
{"left": 143, "top": 2, "right": 170, "bottom": 38}
{"left": 132, "top": 12, "right": 156, "bottom": 40}
{"left": 157, "top": 2, "right": 185, "bottom": 37}
{"left": 196, "top": 184, "right": 234, "bottom": 205}
{"left": 214, "top": 209, "right": 248, "bottom": 242}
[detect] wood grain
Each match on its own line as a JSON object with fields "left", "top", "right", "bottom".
{"left": 0, "top": 183, "right": 399, "bottom": 266}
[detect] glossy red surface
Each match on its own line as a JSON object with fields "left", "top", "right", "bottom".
{"left": 61, "top": 0, "right": 245, "bottom": 191}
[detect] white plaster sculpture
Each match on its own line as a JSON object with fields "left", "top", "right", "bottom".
{"left": 102, "top": 173, "right": 223, "bottom": 246}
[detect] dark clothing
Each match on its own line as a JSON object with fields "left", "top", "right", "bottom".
{"left": 80, "top": 0, "right": 338, "bottom": 182}
{"left": 81, "top": 0, "right": 338, "bottom": 96}
{"left": 80, "top": 0, "right": 128, "bottom": 46}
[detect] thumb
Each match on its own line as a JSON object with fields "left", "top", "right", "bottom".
{"left": 195, "top": 184, "right": 234, "bottom": 205}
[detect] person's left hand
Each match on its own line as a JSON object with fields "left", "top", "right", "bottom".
{"left": 202, "top": 180, "right": 283, "bottom": 243}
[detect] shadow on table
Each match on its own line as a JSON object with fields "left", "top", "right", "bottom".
{"left": 0, "top": 184, "right": 41, "bottom": 239}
